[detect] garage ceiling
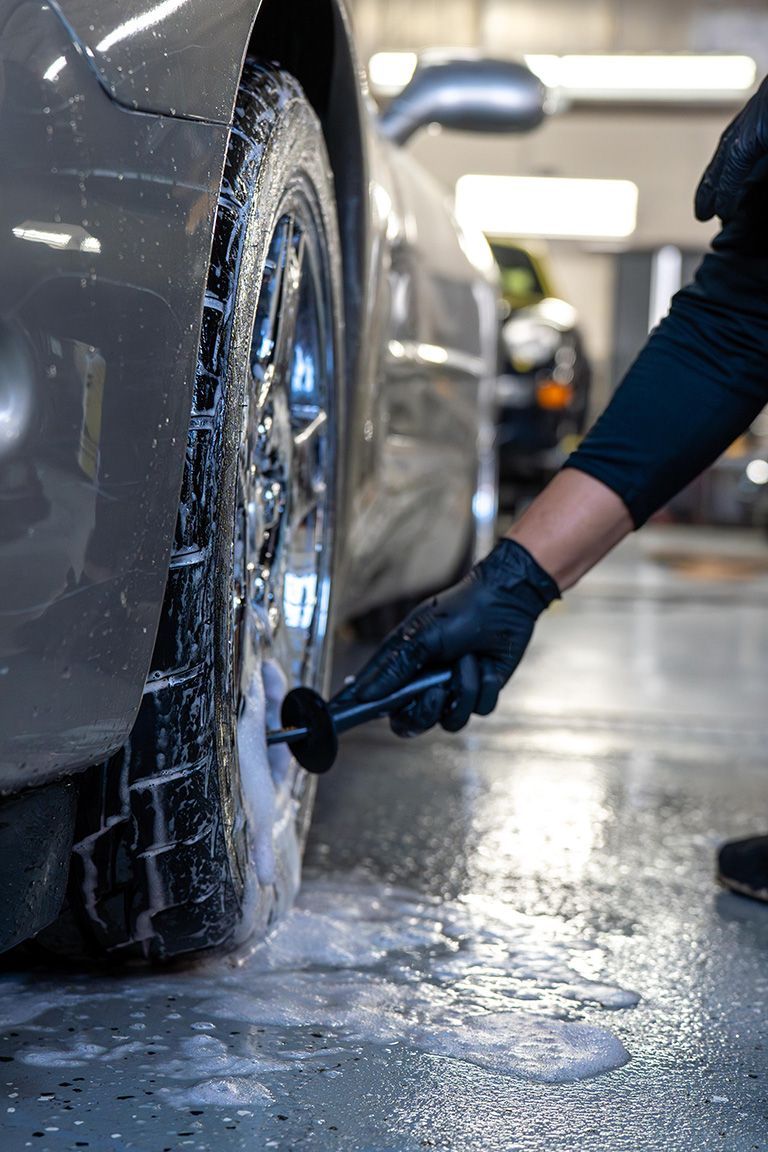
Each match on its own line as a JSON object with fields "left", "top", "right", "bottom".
{"left": 347, "top": 0, "right": 767, "bottom": 398}
{"left": 350, "top": 0, "right": 768, "bottom": 72}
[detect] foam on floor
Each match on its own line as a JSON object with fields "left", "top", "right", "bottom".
{"left": 166, "top": 1078, "right": 275, "bottom": 1109}
{"left": 4, "top": 876, "right": 638, "bottom": 1105}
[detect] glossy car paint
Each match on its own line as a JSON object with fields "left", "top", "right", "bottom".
{"left": 0, "top": 0, "right": 228, "bottom": 788}
{"left": 340, "top": 135, "right": 498, "bottom": 612}
{"left": 0, "top": 0, "right": 500, "bottom": 787}
{"left": 51, "top": 0, "right": 259, "bottom": 121}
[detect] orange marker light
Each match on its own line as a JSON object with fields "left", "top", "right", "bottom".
{"left": 536, "top": 380, "right": 574, "bottom": 411}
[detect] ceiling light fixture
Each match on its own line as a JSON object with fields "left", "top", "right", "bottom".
{"left": 369, "top": 52, "right": 418, "bottom": 96}
{"left": 524, "top": 53, "right": 756, "bottom": 102}
{"left": 455, "top": 175, "right": 639, "bottom": 240}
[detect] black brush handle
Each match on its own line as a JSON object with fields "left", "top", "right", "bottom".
{"left": 329, "top": 668, "right": 453, "bottom": 734}
{"left": 266, "top": 725, "right": 310, "bottom": 746}
{"left": 265, "top": 668, "right": 454, "bottom": 771}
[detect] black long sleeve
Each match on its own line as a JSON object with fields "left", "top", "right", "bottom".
{"left": 565, "top": 158, "right": 768, "bottom": 527}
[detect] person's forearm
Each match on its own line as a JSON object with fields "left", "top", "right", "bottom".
{"left": 505, "top": 469, "right": 632, "bottom": 591}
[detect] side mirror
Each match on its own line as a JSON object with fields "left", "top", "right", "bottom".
{"left": 379, "top": 54, "right": 546, "bottom": 147}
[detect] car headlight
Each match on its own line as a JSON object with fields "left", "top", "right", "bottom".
{"left": 502, "top": 315, "right": 561, "bottom": 373}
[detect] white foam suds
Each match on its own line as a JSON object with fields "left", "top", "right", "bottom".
{"left": 5, "top": 876, "right": 638, "bottom": 1101}
{"left": 235, "top": 655, "right": 302, "bottom": 940}
{"left": 21, "top": 1043, "right": 108, "bottom": 1067}
{"left": 166, "top": 1078, "right": 274, "bottom": 1108}
{"left": 413, "top": 1015, "right": 630, "bottom": 1083}
{"left": 238, "top": 665, "right": 278, "bottom": 888}
{"left": 261, "top": 658, "right": 293, "bottom": 788}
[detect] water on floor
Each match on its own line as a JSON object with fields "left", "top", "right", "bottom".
{"left": 3, "top": 526, "right": 768, "bottom": 1150}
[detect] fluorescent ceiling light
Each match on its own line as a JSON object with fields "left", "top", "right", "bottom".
{"left": 455, "top": 175, "right": 639, "bottom": 240}
{"left": 525, "top": 53, "right": 756, "bottom": 102}
{"left": 369, "top": 52, "right": 417, "bottom": 96}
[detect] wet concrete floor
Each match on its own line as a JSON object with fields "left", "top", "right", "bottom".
{"left": 3, "top": 525, "right": 768, "bottom": 1150}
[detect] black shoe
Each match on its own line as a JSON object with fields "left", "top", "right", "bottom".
{"left": 717, "top": 835, "right": 768, "bottom": 903}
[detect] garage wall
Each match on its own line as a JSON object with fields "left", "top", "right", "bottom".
{"left": 348, "top": 0, "right": 766, "bottom": 412}
{"left": 409, "top": 109, "right": 727, "bottom": 408}
{"left": 351, "top": 0, "right": 768, "bottom": 71}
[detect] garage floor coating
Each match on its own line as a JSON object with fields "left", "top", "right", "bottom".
{"left": 3, "top": 525, "right": 768, "bottom": 1150}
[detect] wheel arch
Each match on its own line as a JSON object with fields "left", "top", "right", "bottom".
{"left": 246, "top": 0, "right": 368, "bottom": 429}
{"left": 51, "top": 0, "right": 369, "bottom": 430}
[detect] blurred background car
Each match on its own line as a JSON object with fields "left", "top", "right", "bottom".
{"left": 489, "top": 239, "right": 592, "bottom": 509}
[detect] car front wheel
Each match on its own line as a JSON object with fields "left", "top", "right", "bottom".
{"left": 41, "top": 60, "right": 343, "bottom": 962}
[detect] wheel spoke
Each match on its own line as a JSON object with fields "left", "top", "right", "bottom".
{"left": 235, "top": 202, "right": 334, "bottom": 697}
{"left": 252, "top": 218, "right": 293, "bottom": 378}
{"left": 291, "top": 410, "right": 328, "bottom": 527}
{"left": 272, "top": 229, "right": 306, "bottom": 384}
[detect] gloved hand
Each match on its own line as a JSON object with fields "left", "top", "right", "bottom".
{"left": 337, "top": 538, "right": 560, "bottom": 737}
{"left": 695, "top": 74, "right": 768, "bottom": 222}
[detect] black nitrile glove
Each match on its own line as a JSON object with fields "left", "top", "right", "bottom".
{"left": 338, "top": 538, "right": 560, "bottom": 737}
{"left": 695, "top": 74, "right": 768, "bottom": 222}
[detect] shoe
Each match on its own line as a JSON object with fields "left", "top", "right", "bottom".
{"left": 717, "top": 835, "right": 768, "bottom": 903}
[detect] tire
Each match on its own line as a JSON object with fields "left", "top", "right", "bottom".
{"left": 39, "top": 61, "right": 343, "bottom": 962}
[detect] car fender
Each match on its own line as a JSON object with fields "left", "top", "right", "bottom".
{"left": 0, "top": 0, "right": 228, "bottom": 787}
{"left": 47, "top": 0, "right": 372, "bottom": 477}
{"left": 48, "top": 0, "right": 261, "bottom": 122}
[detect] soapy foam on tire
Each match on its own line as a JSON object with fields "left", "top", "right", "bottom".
{"left": 235, "top": 655, "right": 302, "bottom": 941}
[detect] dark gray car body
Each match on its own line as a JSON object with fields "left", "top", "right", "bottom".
{"left": 0, "top": 0, "right": 499, "bottom": 793}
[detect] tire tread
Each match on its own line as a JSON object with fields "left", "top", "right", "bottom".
{"left": 39, "top": 61, "right": 322, "bottom": 963}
